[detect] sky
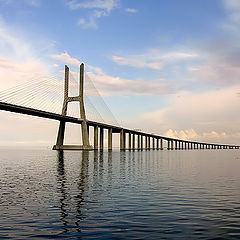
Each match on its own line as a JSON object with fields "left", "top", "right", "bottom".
{"left": 0, "top": 0, "right": 240, "bottom": 148}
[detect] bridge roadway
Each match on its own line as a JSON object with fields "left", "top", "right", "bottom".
{"left": 0, "top": 101, "right": 239, "bottom": 150}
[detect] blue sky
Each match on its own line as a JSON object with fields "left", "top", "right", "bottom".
{"left": 0, "top": 0, "right": 240, "bottom": 146}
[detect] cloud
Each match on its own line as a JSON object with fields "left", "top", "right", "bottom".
{"left": 0, "top": 21, "right": 52, "bottom": 91}
{"left": 221, "top": 0, "right": 240, "bottom": 34}
{"left": 85, "top": 71, "right": 170, "bottom": 96}
{"left": 164, "top": 128, "right": 240, "bottom": 144}
{"left": 125, "top": 8, "right": 137, "bottom": 13}
{"left": 0, "top": 0, "right": 40, "bottom": 6}
{"left": 141, "top": 86, "right": 240, "bottom": 143}
{"left": 49, "top": 52, "right": 170, "bottom": 96}
{"left": 50, "top": 52, "right": 81, "bottom": 66}
{"left": 164, "top": 129, "right": 226, "bottom": 141}
{"left": 66, "top": 0, "right": 119, "bottom": 28}
{"left": 67, "top": 0, "right": 118, "bottom": 11}
{"left": 112, "top": 55, "right": 164, "bottom": 70}
{"left": 112, "top": 49, "right": 199, "bottom": 72}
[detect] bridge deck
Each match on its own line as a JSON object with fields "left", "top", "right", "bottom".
{"left": 0, "top": 101, "right": 239, "bottom": 148}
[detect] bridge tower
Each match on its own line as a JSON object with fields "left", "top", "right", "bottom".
{"left": 53, "top": 64, "right": 93, "bottom": 150}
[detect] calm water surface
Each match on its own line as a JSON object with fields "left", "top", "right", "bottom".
{"left": 0, "top": 149, "right": 240, "bottom": 239}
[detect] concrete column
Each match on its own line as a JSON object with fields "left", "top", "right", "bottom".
{"left": 120, "top": 129, "right": 125, "bottom": 150}
{"left": 79, "top": 64, "right": 90, "bottom": 147}
{"left": 148, "top": 136, "right": 151, "bottom": 150}
{"left": 140, "top": 135, "right": 143, "bottom": 150}
{"left": 171, "top": 140, "right": 174, "bottom": 150}
{"left": 145, "top": 136, "right": 148, "bottom": 150}
{"left": 100, "top": 127, "right": 104, "bottom": 150}
{"left": 132, "top": 134, "right": 135, "bottom": 150}
{"left": 160, "top": 139, "right": 163, "bottom": 150}
{"left": 94, "top": 125, "right": 98, "bottom": 150}
{"left": 175, "top": 140, "right": 178, "bottom": 150}
{"left": 138, "top": 135, "right": 140, "bottom": 150}
{"left": 152, "top": 138, "right": 155, "bottom": 150}
{"left": 184, "top": 142, "right": 187, "bottom": 150}
{"left": 128, "top": 133, "right": 131, "bottom": 150}
{"left": 157, "top": 139, "right": 159, "bottom": 150}
{"left": 167, "top": 140, "right": 170, "bottom": 150}
{"left": 108, "top": 128, "right": 112, "bottom": 150}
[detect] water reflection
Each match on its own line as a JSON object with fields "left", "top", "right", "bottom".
{"left": 75, "top": 151, "right": 89, "bottom": 231}
{"left": 35, "top": 151, "right": 240, "bottom": 239}
{"left": 56, "top": 151, "right": 68, "bottom": 234}
{"left": 56, "top": 151, "right": 90, "bottom": 235}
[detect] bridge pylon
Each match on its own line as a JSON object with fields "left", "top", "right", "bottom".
{"left": 53, "top": 64, "right": 93, "bottom": 150}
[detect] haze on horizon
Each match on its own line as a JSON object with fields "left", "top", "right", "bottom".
{"left": 0, "top": 0, "right": 240, "bottom": 148}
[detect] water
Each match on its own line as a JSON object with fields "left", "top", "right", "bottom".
{"left": 0, "top": 149, "right": 240, "bottom": 239}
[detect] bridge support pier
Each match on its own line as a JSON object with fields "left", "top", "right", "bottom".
{"left": 160, "top": 139, "right": 163, "bottom": 150}
{"left": 94, "top": 126, "right": 98, "bottom": 150}
{"left": 152, "top": 138, "right": 155, "bottom": 150}
{"left": 156, "top": 139, "right": 159, "bottom": 150}
{"left": 108, "top": 128, "right": 112, "bottom": 150}
{"left": 128, "top": 133, "right": 131, "bottom": 150}
{"left": 53, "top": 64, "right": 93, "bottom": 151}
{"left": 120, "top": 129, "right": 126, "bottom": 150}
{"left": 132, "top": 134, "right": 135, "bottom": 150}
{"left": 138, "top": 135, "right": 140, "bottom": 150}
{"left": 100, "top": 127, "right": 104, "bottom": 150}
{"left": 140, "top": 135, "right": 143, "bottom": 150}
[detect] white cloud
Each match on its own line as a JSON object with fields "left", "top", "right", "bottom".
{"left": 112, "top": 55, "right": 164, "bottom": 70}
{"left": 67, "top": 0, "right": 118, "bottom": 11}
{"left": 0, "top": 21, "right": 52, "bottom": 91}
{"left": 50, "top": 52, "right": 81, "bottom": 66}
{"left": 85, "top": 70, "right": 170, "bottom": 96}
{"left": 112, "top": 49, "right": 199, "bottom": 71}
{"left": 221, "top": 0, "right": 240, "bottom": 33}
{"left": 141, "top": 86, "right": 240, "bottom": 143}
{"left": 49, "top": 52, "right": 170, "bottom": 95}
{"left": 67, "top": 0, "right": 119, "bottom": 28}
{"left": 125, "top": 8, "right": 137, "bottom": 13}
{"left": 164, "top": 128, "right": 240, "bottom": 144}
{"left": 0, "top": 0, "right": 40, "bottom": 6}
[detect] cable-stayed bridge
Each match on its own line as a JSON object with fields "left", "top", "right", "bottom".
{"left": 0, "top": 63, "right": 239, "bottom": 150}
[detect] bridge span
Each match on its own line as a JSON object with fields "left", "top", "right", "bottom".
{"left": 0, "top": 63, "right": 239, "bottom": 151}
{"left": 0, "top": 101, "right": 239, "bottom": 151}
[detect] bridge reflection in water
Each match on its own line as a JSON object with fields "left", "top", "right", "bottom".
{"left": 0, "top": 149, "right": 239, "bottom": 238}
{"left": 53, "top": 150, "right": 240, "bottom": 239}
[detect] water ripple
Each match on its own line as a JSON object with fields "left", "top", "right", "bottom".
{"left": 0, "top": 149, "right": 239, "bottom": 239}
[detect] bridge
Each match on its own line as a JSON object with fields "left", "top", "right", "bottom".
{"left": 0, "top": 63, "right": 239, "bottom": 150}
